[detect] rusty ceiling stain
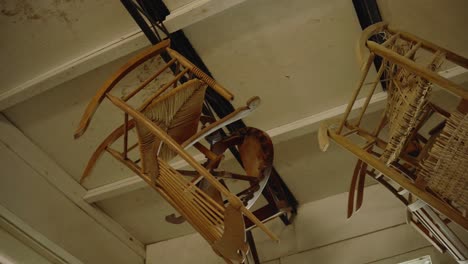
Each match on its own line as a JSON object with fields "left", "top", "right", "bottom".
{"left": 0, "top": 0, "right": 83, "bottom": 25}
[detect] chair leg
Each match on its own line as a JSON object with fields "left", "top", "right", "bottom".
{"left": 356, "top": 162, "right": 368, "bottom": 212}
{"left": 80, "top": 121, "right": 136, "bottom": 183}
{"left": 348, "top": 160, "right": 363, "bottom": 218}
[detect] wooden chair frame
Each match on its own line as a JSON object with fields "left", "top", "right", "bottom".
{"left": 74, "top": 39, "right": 279, "bottom": 262}
{"left": 318, "top": 23, "right": 468, "bottom": 262}
{"left": 76, "top": 39, "right": 259, "bottom": 183}
{"left": 319, "top": 22, "right": 468, "bottom": 229}
{"left": 74, "top": 39, "right": 234, "bottom": 140}
{"left": 106, "top": 92, "right": 278, "bottom": 237}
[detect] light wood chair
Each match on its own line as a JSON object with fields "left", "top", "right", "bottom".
{"left": 319, "top": 22, "right": 468, "bottom": 262}
{"left": 75, "top": 40, "right": 278, "bottom": 263}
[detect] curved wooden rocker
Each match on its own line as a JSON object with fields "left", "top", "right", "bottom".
{"left": 75, "top": 40, "right": 278, "bottom": 263}
{"left": 319, "top": 22, "right": 468, "bottom": 262}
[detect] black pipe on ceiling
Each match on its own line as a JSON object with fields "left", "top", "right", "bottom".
{"left": 120, "top": 0, "right": 298, "bottom": 220}
{"left": 352, "top": 0, "right": 387, "bottom": 90}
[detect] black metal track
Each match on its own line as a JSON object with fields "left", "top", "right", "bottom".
{"left": 120, "top": 0, "right": 298, "bottom": 223}
{"left": 352, "top": 0, "right": 382, "bottom": 29}
{"left": 352, "top": 0, "right": 387, "bottom": 90}
{"left": 246, "top": 231, "right": 260, "bottom": 263}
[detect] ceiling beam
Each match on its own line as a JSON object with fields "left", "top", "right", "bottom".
{"left": 0, "top": 114, "right": 146, "bottom": 258}
{"left": 0, "top": 0, "right": 245, "bottom": 111}
{"left": 0, "top": 29, "right": 148, "bottom": 111}
{"left": 164, "top": 0, "right": 247, "bottom": 33}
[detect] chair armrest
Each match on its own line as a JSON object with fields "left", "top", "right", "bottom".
{"left": 74, "top": 39, "right": 170, "bottom": 139}
{"left": 357, "top": 22, "right": 387, "bottom": 66}
{"left": 318, "top": 118, "right": 341, "bottom": 152}
{"left": 166, "top": 48, "right": 234, "bottom": 101}
{"left": 181, "top": 96, "right": 261, "bottom": 149}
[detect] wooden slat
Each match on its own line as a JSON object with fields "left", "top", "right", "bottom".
{"left": 328, "top": 129, "right": 468, "bottom": 229}
{"left": 158, "top": 169, "right": 221, "bottom": 241}
{"left": 167, "top": 48, "right": 234, "bottom": 101}
{"left": 404, "top": 42, "right": 422, "bottom": 58}
{"left": 122, "top": 58, "right": 177, "bottom": 102}
{"left": 337, "top": 53, "right": 376, "bottom": 134}
{"left": 106, "top": 94, "right": 279, "bottom": 241}
{"left": 138, "top": 67, "right": 190, "bottom": 111}
{"left": 386, "top": 25, "right": 468, "bottom": 69}
{"left": 382, "top": 33, "right": 400, "bottom": 47}
{"left": 74, "top": 39, "right": 171, "bottom": 139}
{"left": 123, "top": 113, "right": 129, "bottom": 159}
{"left": 355, "top": 58, "right": 387, "bottom": 126}
{"left": 367, "top": 41, "right": 468, "bottom": 99}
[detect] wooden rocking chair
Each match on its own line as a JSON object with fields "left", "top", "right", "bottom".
{"left": 319, "top": 22, "right": 468, "bottom": 262}
{"left": 74, "top": 39, "right": 278, "bottom": 263}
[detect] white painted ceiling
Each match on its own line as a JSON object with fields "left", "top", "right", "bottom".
{"left": 0, "top": 0, "right": 138, "bottom": 94}
{"left": 1, "top": 0, "right": 467, "bottom": 244}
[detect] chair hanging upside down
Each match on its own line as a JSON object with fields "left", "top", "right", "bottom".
{"left": 74, "top": 39, "right": 279, "bottom": 263}
{"left": 318, "top": 22, "right": 468, "bottom": 262}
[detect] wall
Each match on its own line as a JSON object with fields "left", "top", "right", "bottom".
{"left": 0, "top": 227, "right": 52, "bottom": 264}
{"left": 0, "top": 141, "right": 143, "bottom": 264}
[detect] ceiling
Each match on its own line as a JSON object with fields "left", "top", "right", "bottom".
{"left": 1, "top": 0, "right": 467, "bottom": 245}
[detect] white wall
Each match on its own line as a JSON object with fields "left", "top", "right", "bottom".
{"left": 0, "top": 141, "right": 143, "bottom": 264}
{"left": 0, "top": 227, "right": 52, "bottom": 264}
